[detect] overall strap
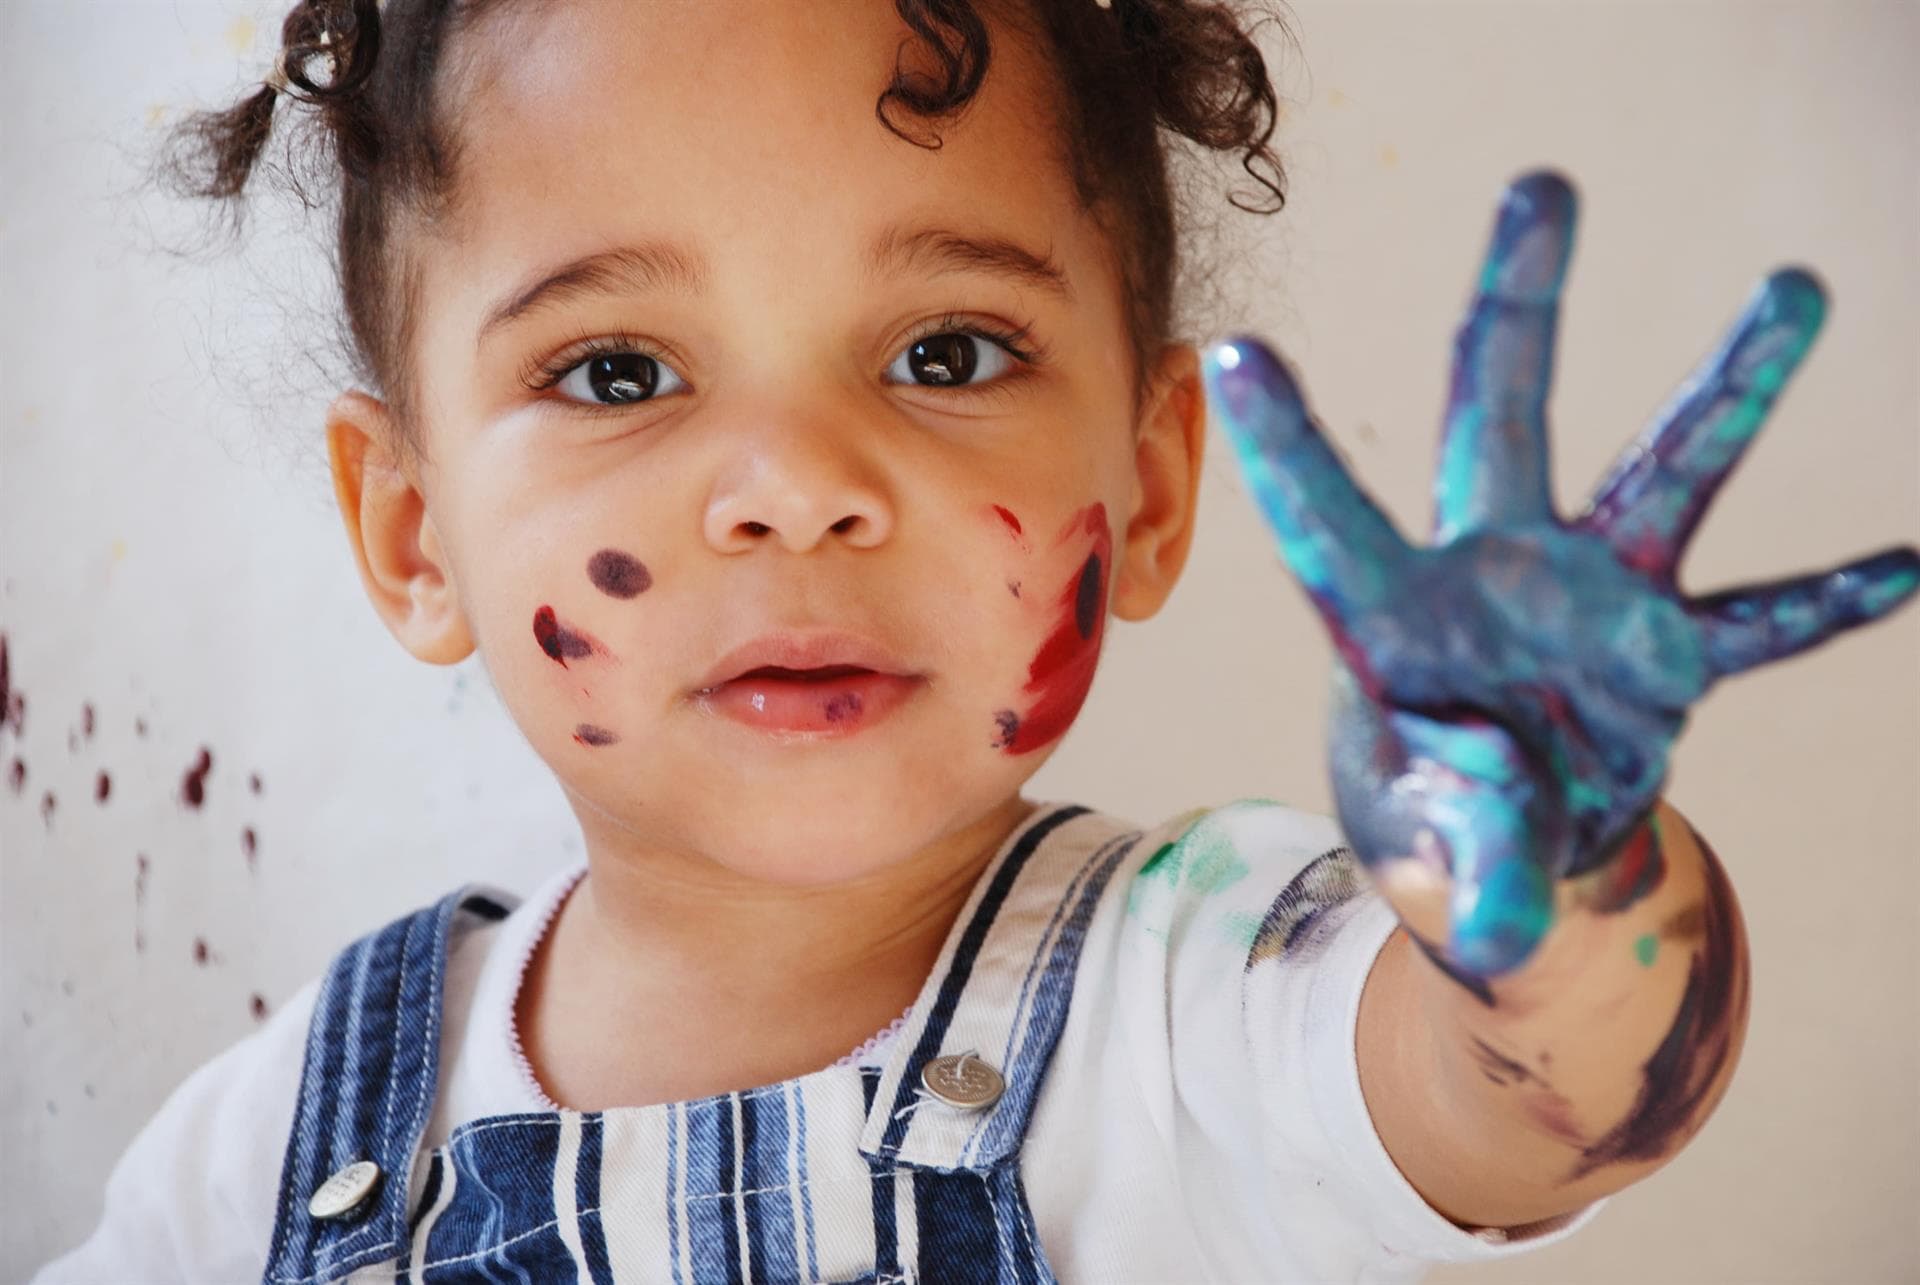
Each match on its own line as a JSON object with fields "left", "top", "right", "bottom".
{"left": 859, "top": 803, "right": 1145, "bottom": 1171}
{"left": 261, "top": 886, "right": 515, "bottom": 1285}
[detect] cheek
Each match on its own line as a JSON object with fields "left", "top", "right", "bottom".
{"left": 991, "top": 502, "right": 1111, "bottom": 754}
{"left": 520, "top": 546, "right": 660, "bottom": 750}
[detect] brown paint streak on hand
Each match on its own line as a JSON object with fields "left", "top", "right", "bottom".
{"left": 1568, "top": 823, "right": 1749, "bottom": 1180}
{"left": 1368, "top": 801, "right": 1752, "bottom": 1227}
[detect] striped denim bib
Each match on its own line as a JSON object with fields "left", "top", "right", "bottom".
{"left": 263, "top": 803, "right": 1143, "bottom": 1283}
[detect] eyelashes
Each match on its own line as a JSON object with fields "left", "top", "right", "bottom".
{"left": 518, "top": 312, "right": 1051, "bottom": 409}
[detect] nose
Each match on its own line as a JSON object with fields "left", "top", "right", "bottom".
{"left": 702, "top": 413, "right": 895, "bottom": 554}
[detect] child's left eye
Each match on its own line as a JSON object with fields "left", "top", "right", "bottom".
{"left": 883, "top": 326, "right": 1029, "bottom": 386}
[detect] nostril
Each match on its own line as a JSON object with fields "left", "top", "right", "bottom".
{"left": 742, "top": 521, "right": 771, "bottom": 537}
{"left": 831, "top": 515, "right": 860, "bottom": 535}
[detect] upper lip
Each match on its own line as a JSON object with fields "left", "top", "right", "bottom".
{"left": 694, "top": 631, "right": 919, "bottom": 693}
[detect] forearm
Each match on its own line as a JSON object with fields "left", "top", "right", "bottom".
{"left": 1358, "top": 800, "right": 1751, "bottom": 1228}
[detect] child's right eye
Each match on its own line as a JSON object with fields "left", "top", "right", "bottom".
{"left": 543, "top": 346, "right": 690, "bottom": 407}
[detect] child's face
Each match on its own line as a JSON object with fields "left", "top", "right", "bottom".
{"left": 333, "top": 0, "right": 1203, "bottom": 883}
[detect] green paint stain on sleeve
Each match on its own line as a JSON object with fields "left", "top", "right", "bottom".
{"left": 1126, "top": 816, "right": 1252, "bottom": 939}
{"left": 1219, "top": 909, "right": 1264, "bottom": 955}
{"left": 1137, "top": 841, "right": 1179, "bottom": 881}
{"left": 1634, "top": 933, "right": 1658, "bottom": 967}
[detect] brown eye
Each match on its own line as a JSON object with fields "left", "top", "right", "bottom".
{"left": 887, "top": 331, "right": 1016, "bottom": 388}
{"left": 554, "top": 350, "right": 686, "bottom": 405}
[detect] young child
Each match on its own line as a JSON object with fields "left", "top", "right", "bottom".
{"left": 37, "top": 0, "right": 1918, "bottom": 1281}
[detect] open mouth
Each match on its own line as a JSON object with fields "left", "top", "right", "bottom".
{"left": 728, "top": 664, "right": 875, "bottom": 684}
{"left": 695, "top": 663, "right": 921, "bottom": 737}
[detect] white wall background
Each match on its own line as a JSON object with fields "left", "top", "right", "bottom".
{"left": 3, "top": 1, "right": 1916, "bottom": 1280}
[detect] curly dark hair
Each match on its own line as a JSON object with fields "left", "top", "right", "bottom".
{"left": 166, "top": 0, "right": 1291, "bottom": 467}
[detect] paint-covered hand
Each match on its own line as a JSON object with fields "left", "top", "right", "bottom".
{"left": 1200, "top": 170, "right": 1920, "bottom": 979}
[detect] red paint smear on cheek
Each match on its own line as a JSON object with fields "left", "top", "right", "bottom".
{"left": 1001, "top": 503, "right": 1110, "bottom": 754}
{"left": 532, "top": 605, "right": 612, "bottom": 669}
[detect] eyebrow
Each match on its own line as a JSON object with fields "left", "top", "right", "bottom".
{"left": 478, "top": 242, "right": 707, "bottom": 341}
{"left": 477, "top": 224, "right": 1074, "bottom": 343}
{"left": 865, "top": 225, "right": 1075, "bottom": 304}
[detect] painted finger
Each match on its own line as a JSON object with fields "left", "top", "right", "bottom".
{"left": 1387, "top": 706, "right": 1559, "bottom": 977}
{"left": 1693, "top": 544, "right": 1920, "bottom": 680}
{"left": 1576, "top": 267, "right": 1828, "bottom": 583}
{"left": 1205, "top": 336, "right": 1413, "bottom": 669}
{"left": 1432, "top": 170, "right": 1577, "bottom": 544}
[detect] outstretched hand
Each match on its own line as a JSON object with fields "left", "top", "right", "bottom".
{"left": 1201, "top": 171, "right": 1919, "bottom": 979}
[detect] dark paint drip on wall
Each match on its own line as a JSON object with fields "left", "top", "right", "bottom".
{"left": 251, "top": 994, "right": 269, "bottom": 1022}
{"left": 533, "top": 606, "right": 602, "bottom": 668}
{"left": 40, "top": 791, "right": 55, "bottom": 826}
{"left": 180, "top": 747, "right": 214, "bottom": 808}
{"left": 192, "top": 937, "right": 210, "bottom": 966}
{"left": 82, "top": 703, "right": 94, "bottom": 739}
{"left": 1569, "top": 820, "right": 1746, "bottom": 1180}
{"left": 134, "top": 854, "right": 149, "bottom": 953}
{"left": 135, "top": 718, "right": 147, "bottom": 738}
{"left": 8, "top": 759, "right": 23, "bottom": 794}
{"left": 587, "top": 549, "right": 653, "bottom": 598}
{"left": 249, "top": 772, "right": 263, "bottom": 795}
{"left": 572, "top": 724, "right": 620, "bottom": 747}
{"left": 999, "top": 503, "right": 1112, "bottom": 754}
{"left": 0, "top": 633, "right": 10, "bottom": 737}
{"left": 242, "top": 827, "right": 257, "bottom": 868}
{"left": 95, "top": 771, "right": 110, "bottom": 803}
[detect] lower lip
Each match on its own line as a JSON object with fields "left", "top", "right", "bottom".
{"left": 695, "top": 671, "right": 922, "bottom": 737}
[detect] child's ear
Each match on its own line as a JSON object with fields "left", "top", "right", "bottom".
{"left": 325, "top": 391, "right": 475, "bottom": 665}
{"left": 1112, "top": 342, "right": 1206, "bottom": 621}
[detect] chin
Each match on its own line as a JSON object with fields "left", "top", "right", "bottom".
{"left": 595, "top": 746, "right": 1026, "bottom": 888}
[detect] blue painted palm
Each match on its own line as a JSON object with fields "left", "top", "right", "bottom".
{"left": 1202, "top": 171, "right": 1919, "bottom": 977}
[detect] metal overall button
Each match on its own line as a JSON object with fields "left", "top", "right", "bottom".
{"left": 919, "top": 1052, "right": 1004, "bottom": 1111}
{"left": 307, "top": 1159, "right": 382, "bottom": 1221}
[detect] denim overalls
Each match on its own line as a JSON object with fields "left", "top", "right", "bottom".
{"left": 261, "top": 803, "right": 1143, "bottom": 1283}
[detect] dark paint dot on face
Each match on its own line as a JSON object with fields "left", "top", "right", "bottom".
{"left": 573, "top": 723, "right": 620, "bottom": 747}
{"left": 533, "top": 606, "right": 595, "bottom": 666}
{"left": 1007, "top": 580, "right": 1022, "bottom": 599}
{"left": 587, "top": 549, "right": 653, "bottom": 599}
{"left": 991, "top": 709, "right": 1020, "bottom": 749}
{"left": 95, "top": 771, "right": 110, "bottom": 803}
{"left": 1074, "top": 553, "right": 1103, "bottom": 640}
{"left": 181, "top": 747, "right": 213, "bottom": 808}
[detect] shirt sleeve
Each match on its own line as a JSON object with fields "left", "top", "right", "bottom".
{"left": 30, "top": 979, "right": 320, "bottom": 1285}
{"left": 1143, "top": 798, "right": 1606, "bottom": 1271}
